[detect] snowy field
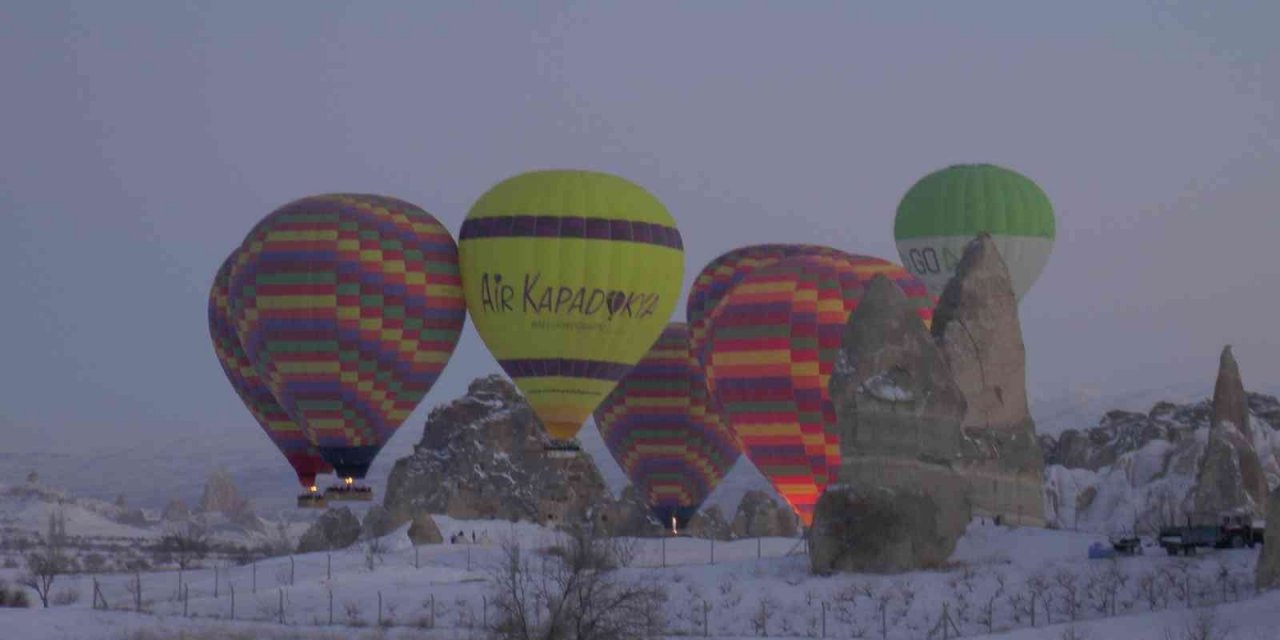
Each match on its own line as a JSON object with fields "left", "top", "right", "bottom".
{"left": 3, "top": 514, "right": 1279, "bottom": 639}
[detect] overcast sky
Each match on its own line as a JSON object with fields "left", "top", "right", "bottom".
{"left": 2, "top": 1, "right": 1278, "bottom": 455}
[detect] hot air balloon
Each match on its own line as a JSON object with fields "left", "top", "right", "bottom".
{"left": 458, "top": 170, "right": 685, "bottom": 456}
{"left": 593, "top": 322, "right": 740, "bottom": 533}
{"left": 702, "top": 252, "right": 932, "bottom": 526}
{"left": 228, "top": 194, "right": 467, "bottom": 501}
{"left": 686, "top": 244, "right": 851, "bottom": 369}
{"left": 209, "top": 252, "right": 333, "bottom": 508}
{"left": 893, "top": 163, "right": 1055, "bottom": 300}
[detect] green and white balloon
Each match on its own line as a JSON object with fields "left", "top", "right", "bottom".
{"left": 893, "top": 163, "right": 1056, "bottom": 301}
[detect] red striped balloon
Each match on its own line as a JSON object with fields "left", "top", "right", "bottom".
{"left": 687, "top": 245, "right": 850, "bottom": 370}
{"left": 593, "top": 322, "right": 740, "bottom": 528}
{"left": 702, "top": 253, "right": 932, "bottom": 525}
{"left": 228, "top": 194, "right": 467, "bottom": 480}
{"left": 209, "top": 252, "right": 332, "bottom": 489}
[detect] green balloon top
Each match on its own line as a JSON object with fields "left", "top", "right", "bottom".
{"left": 467, "top": 169, "right": 674, "bottom": 225}
{"left": 894, "top": 164, "right": 1055, "bottom": 240}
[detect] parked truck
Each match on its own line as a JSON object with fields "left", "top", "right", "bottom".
{"left": 1158, "top": 513, "right": 1265, "bottom": 555}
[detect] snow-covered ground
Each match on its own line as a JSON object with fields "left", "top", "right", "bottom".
{"left": 3, "top": 512, "right": 1278, "bottom": 639}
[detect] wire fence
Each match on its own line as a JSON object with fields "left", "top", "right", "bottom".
{"left": 47, "top": 535, "right": 1263, "bottom": 639}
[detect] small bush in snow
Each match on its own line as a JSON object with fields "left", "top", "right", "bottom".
{"left": 0, "top": 580, "right": 32, "bottom": 608}
{"left": 1162, "top": 607, "right": 1233, "bottom": 640}
{"left": 51, "top": 586, "right": 80, "bottom": 606}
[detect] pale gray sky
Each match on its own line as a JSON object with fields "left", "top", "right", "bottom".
{"left": 2, "top": 1, "right": 1278, "bottom": 455}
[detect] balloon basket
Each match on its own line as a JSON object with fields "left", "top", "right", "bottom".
{"left": 543, "top": 443, "right": 581, "bottom": 459}
{"left": 296, "top": 493, "right": 328, "bottom": 509}
{"left": 325, "top": 485, "right": 374, "bottom": 502}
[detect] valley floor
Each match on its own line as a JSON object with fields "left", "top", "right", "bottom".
{"left": 3, "top": 518, "right": 1279, "bottom": 639}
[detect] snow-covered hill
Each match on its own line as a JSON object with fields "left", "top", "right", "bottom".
{"left": 0, "top": 513, "right": 1274, "bottom": 640}
{"left": 1041, "top": 393, "right": 1280, "bottom": 535}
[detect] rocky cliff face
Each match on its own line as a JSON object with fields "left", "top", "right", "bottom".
{"left": 1192, "top": 346, "right": 1270, "bottom": 518}
{"left": 932, "top": 234, "right": 1045, "bottom": 526}
{"left": 812, "top": 275, "right": 970, "bottom": 573}
{"left": 1042, "top": 389, "right": 1280, "bottom": 534}
{"left": 382, "top": 375, "right": 614, "bottom": 531}
{"left": 731, "top": 490, "right": 798, "bottom": 538}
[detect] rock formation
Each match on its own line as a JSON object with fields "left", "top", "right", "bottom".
{"left": 1256, "top": 487, "right": 1280, "bottom": 590}
{"left": 812, "top": 275, "right": 970, "bottom": 573}
{"left": 297, "top": 507, "right": 362, "bottom": 553}
{"left": 162, "top": 498, "right": 191, "bottom": 523}
{"left": 932, "top": 233, "right": 1045, "bottom": 526}
{"left": 383, "top": 375, "right": 611, "bottom": 530}
{"left": 408, "top": 512, "right": 444, "bottom": 545}
{"left": 1192, "top": 346, "right": 1269, "bottom": 518}
{"left": 592, "top": 486, "right": 662, "bottom": 538}
{"left": 198, "top": 469, "right": 252, "bottom": 518}
{"left": 731, "top": 490, "right": 798, "bottom": 538}
{"left": 686, "top": 505, "right": 733, "bottom": 540}
{"left": 810, "top": 485, "right": 958, "bottom": 574}
{"left": 361, "top": 505, "right": 396, "bottom": 539}
{"left": 1042, "top": 388, "right": 1280, "bottom": 534}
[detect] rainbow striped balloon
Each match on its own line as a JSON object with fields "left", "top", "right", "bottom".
{"left": 593, "top": 322, "right": 740, "bottom": 527}
{"left": 702, "top": 252, "right": 932, "bottom": 525}
{"left": 228, "top": 194, "right": 467, "bottom": 480}
{"left": 687, "top": 244, "right": 851, "bottom": 370}
{"left": 209, "top": 252, "right": 332, "bottom": 489}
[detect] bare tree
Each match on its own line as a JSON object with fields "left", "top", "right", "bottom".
{"left": 1026, "top": 572, "right": 1055, "bottom": 626}
{"left": 155, "top": 521, "right": 210, "bottom": 570}
{"left": 488, "top": 522, "right": 667, "bottom": 640}
{"left": 1163, "top": 607, "right": 1233, "bottom": 640}
{"left": 363, "top": 535, "right": 388, "bottom": 572}
{"left": 1055, "top": 568, "right": 1084, "bottom": 622}
{"left": 19, "top": 512, "right": 72, "bottom": 607}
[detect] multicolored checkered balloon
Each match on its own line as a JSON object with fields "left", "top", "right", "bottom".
{"left": 228, "top": 194, "right": 467, "bottom": 480}
{"left": 701, "top": 251, "right": 933, "bottom": 526}
{"left": 209, "top": 252, "right": 332, "bottom": 489}
{"left": 593, "top": 322, "right": 740, "bottom": 528}
{"left": 686, "top": 244, "right": 851, "bottom": 372}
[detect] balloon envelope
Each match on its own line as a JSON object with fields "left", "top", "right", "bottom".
{"left": 893, "top": 163, "right": 1055, "bottom": 300}
{"left": 458, "top": 170, "right": 685, "bottom": 444}
{"left": 209, "top": 252, "right": 332, "bottom": 489}
{"left": 702, "top": 252, "right": 932, "bottom": 525}
{"left": 593, "top": 322, "right": 740, "bottom": 528}
{"left": 228, "top": 194, "right": 467, "bottom": 479}
{"left": 686, "top": 244, "right": 853, "bottom": 371}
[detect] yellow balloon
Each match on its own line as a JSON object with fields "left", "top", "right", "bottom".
{"left": 459, "top": 170, "right": 685, "bottom": 444}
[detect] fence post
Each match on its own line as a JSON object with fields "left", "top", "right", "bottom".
{"left": 483, "top": 595, "right": 488, "bottom": 629}
{"left": 378, "top": 591, "right": 383, "bottom": 627}
{"left": 214, "top": 565, "right": 220, "bottom": 599}
{"left": 703, "top": 600, "right": 710, "bottom": 637}
{"left": 183, "top": 584, "right": 188, "bottom": 618}
{"left": 415, "top": 545, "right": 420, "bottom": 569}
{"left": 430, "top": 593, "right": 436, "bottom": 628}
{"left": 327, "top": 553, "right": 331, "bottom": 580}
{"left": 134, "top": 570, "right": 142, "bottom": 612}
{"left": 757, "top": 537, "right": 762, "bottom": 559}
{"left": 662, "top": 536, "right": 667, "bottom": 568}
{"left": 278, "top": 588, "right": 285, "bottom": 624}
{"left": 709, "top": 537, "right": 715, "bottom": 565}
{"left": 252, "top": 561, "right": 256, "bottom": 594}
{"left": 822, "top": 601, "right": 828, "bottom": 638}
{"left": 230, "top": 583, "right": 235, "bottom": 620}
{"left": 177, "top": 567, "right": 183, "bottom": 600}
{"left": 290, "top": 556, "right": 295, "bottom": 586}
{"left": 468, "top": 545, "right": 472, "bottom": 571}
{"left": 328, "top": 588, "right": 334, "bottom": 625}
